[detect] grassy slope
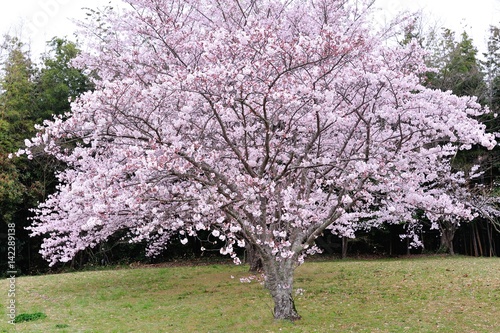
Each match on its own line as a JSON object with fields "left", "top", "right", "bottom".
{"left": 1, "top": 256, "right": 500, "bottom": 333}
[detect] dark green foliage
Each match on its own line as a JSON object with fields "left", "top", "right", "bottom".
{"left": 13, "top": 312, "right": 47, "bottom": 323}
{"left": 490, "top": 75, "right": 500, "bottom": 112}
{"left": 0, "top": 153, "right": 23, "bottom": 221}
{"left": 0, "top": 37, "right": 38, "bottom": 151}
{"left": 483, "top": 26, "right": 500, "bottom": 109}
{"left": 0, "top": 36, "right": 92, "bottom": 275}
{"left": 55, "top": 324, "right": 69, "bottom": 329}
{"left": 0, "top": 37, "right": 36, "bottom": 227}
{"left": 36, "top": 37, "right": 93, "bottom": 121}
{"left": 426, "top": 29, "right": 486, "bottom": 99}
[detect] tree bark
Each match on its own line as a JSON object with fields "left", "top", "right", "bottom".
{"left": 472, "top": 224, "right": 479, "bottom": 256}
{"left": 245, "top": 242, "right": 263, "bottom": 272}
{"left": 439, "top": 222, "right": 456, "bottom": 255}
{"left": 262, "top": 258, "right": 301, "bottom": 321}
{"left": 271, "top": 286, "right": 300, "bottom": 321}
{"left": 341, "top": 237, "right": 348, "bottom": 259}
{"left": 475, "top": 222, "right": 484, "bottom": 256}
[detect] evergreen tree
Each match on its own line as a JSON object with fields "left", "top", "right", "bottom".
{"left": 0, "top": 36, "right": 38, "bottom": 151}
{"left": 422, "top": 28, "right": 497, "bottom": 255}
{"left": 426, "top": 29, "right": 485, "bottom": 99}
{"left": 36, "top": 38, "right": 93, "bottom": 121}
{"left": 483, "top": 26, "right": 500, "bottom": 108}
{"left": 0, "top": 36, "right": 92, "bottom": 274}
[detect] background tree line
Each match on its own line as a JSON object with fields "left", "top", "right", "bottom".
{"left": 2, "top": 17, "right": 500, "bottom": 276}
{"left": 0, "top": 36, "right": 92, "bottom": 275}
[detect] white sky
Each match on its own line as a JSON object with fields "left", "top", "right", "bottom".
{"left": 376, "top": 0, "right": 500, "bottom": 53}
{"left": 0, "top": 0, "right": 499, "bottom": 58}
{"left": 0, "top": 0, "right": 123, "bottom": 58}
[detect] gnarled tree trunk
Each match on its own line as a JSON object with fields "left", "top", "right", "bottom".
{"left": 262, "top": 257, "right": 301, "bottom": 321}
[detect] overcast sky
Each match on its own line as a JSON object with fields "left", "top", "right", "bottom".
{"left": 1, "top": 0, "right": 499, "bottom": 59}
{"left": 0, "top": 0, "right": 123, "bottom": 57}
{"left": 377, "top": 0, "right": 500, "bottom": 53}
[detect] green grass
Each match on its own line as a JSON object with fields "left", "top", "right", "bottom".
{"left": 1, "top": 256, "right": 500, "bottom": 332}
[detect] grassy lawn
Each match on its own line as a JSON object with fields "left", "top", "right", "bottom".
{"left": 1, "top": 256, "right": 500, "bottom": 332}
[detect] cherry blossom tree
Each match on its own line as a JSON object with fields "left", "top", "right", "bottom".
{"left": 22, "top": 0, "right": 497, "bottom": 320}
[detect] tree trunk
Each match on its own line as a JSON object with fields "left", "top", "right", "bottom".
{"left": 486, "top": 220, "right": 494, "bottom": 257}
{"left": 341, "top": 237, "right": 348, "bottom": 259}
{"left": 245, "top": 242, "right": 263, "bottom": 272}
{"left": 472, "top": 224, "right": 479, "bottom": 256}
{"left": 488, "top": 222, "right": 496, "bottom": 257}
{"left": 272, "top": 285, "right": 300, "bottom": 321}
{"left": 475, "top": 222, "right": 484, "bottom": 256}
{"left": 262, "top": 258, "right": 301, "bottom": 321}
{"left": 439, "top": 222, "right": 456, "bottom": 255}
